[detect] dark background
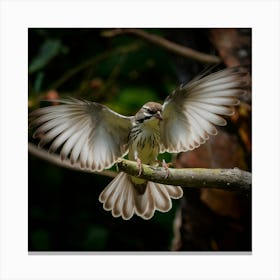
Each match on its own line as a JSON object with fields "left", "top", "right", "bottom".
{"left": 28, "top": 28, "right": 251, "bottom": 251}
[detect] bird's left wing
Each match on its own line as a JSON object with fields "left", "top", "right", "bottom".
{"left": 160, "top": 67, "right": 249, "bottom": 153}
{"left": 29, "top": 99, "right": 133, "bottom": 171}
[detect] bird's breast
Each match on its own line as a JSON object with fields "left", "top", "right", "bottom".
{"left": 128, "top": 127, "right": 160, "bottom": 164}
{"left": 128, "top": 127, "right": 160, "bottom": 186}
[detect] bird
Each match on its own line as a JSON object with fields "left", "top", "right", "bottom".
{"left": 29, "top": 66, "right": 249, "bottom": 220}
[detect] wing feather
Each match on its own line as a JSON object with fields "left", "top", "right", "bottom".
{"left": 161, "top": 67, "right": 249, "bottom": 153}
{"left": 29, "top": 99, "right": 133, "bottom": 171}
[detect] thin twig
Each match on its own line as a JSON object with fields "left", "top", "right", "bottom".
{"left": 102, "top": 28, "right": 221, "bottom": 64}
{"left": 49, "top": 42, "right": 143, "bottom": 90}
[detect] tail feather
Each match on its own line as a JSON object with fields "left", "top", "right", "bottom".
{"left": 122, "top": 185, "right": 135, "bottom": 220}
{"left": 101, "top": 176, "right": 122, "bottom": 211}
{"left": 98, "top": 172, "right": 183, "bottom": 220}
{"left": 100, "top": 172, "right": 134, "bottom": 220}
{"left": 99, "top": 173, "right": 121, "bottom": 205}
{"left": 147, "top": 182, "right": 172, "bottom": 212}
{"left": 111, "top": 184, "right": 126, "bottom": 218}
{"left": 164, "top": 184, "right": 184, "bottom": 199}
{"left": 134, "top": 188, "right": 155, "bottom": 220}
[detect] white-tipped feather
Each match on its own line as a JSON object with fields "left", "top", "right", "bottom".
{"left": 79, "top": 137, "right": 91, "bottom": 168}
{"left": 70, "top": 126, "right": 90, "bottom": 164}
{"left": 37, "top": 121, "right": 69, "bottom": 144}
{"left": 122, "top": 186, "right": 134, "bottom": 220}
{"left": 185, "top": 113, "right": 209, "bottom": 141}
{"left": 149, "top": 182, "right": 171, "bottom": 212}
{"left": 99, "top": 172, "right": 183, "bottom": 220}
{"left": 142, "top": 202, "right": 156, "bottom": 219}
{"left": 59, "top": 118, "right": 89, "bottom": 156}
{"left": 164, "top": 184, "right": 183, "bottom": 199}
{"left": 188, "top": 96, "right": 240, "bottom": 106}
{"left": 160, "top": 67, "right": 248, "bottom": 152}
{"left": 137, "top": 189, "right": 156, "bottom": 220}
{"left": 112, "top": 184, "right": 127, "bottom": 218}
{"left": 191, "top": 78, "right": 241, "bottom": 92}
{"left": 188, "top": 88, "right": 245, "bottom": 98}
{"left": 30, "top": 99, "right": 132, "bottom": 171}
{"left": 193, "top": 108, "right": 227, "bottom": 126}
{"left": 187, "top": 107, "right": 218, "bottom": 135}
{"left": 189, "top": 102, "right": 234, "bottom": 116}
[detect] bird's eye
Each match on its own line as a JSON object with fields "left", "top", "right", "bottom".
{"left": 145, "top": 108, "right": 154, "bottom": 114}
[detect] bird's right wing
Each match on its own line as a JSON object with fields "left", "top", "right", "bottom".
{"left": 29, "top": 99, "right": 133, "bottom": 171}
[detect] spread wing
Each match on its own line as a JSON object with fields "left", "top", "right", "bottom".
{"left": 160, "top": 67, "right": 249, "bottom": 153}
{"left": 29, "top": 99, "right": 133, "bottom": 171}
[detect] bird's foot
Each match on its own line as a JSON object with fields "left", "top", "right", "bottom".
{"left": 161, "top": 159, "right": 171, "bottom": 179}
{"left": 135, "top": 157, "right": 143, "bottom": 176}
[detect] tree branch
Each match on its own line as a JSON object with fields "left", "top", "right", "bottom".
{"left": 102, "top": 28, "right": 221, "bottom": 64}
{"left": 49, "top": 42, "right": 143, "bottom": 90}
{"left": 28, "top": 142, "right": 251, "bottom": 192}
{"left": 117, "top": 159, "right": 251, "bottom": 192}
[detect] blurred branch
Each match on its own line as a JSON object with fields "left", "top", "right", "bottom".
{"left": 28, "top": 142, "right": 116, "bottom": 178}
{"left": 49, "top": 42, "right": 143, "bottom": 90}
{"left": 102, "top": 28, "right": 221, "bottom": 64}
{"left": 28, "top": 143, "right": 251, "bottom": 192}
{"left": 97, "top": 55, "right": 126, "bottom": 98}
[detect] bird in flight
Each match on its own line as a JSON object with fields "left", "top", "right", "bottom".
{"left": 29, "top": 67, "right": 249, "bottom": 220}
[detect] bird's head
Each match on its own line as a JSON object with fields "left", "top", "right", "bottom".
{"left": 135, "top": 102, "right": 163, "bottom": 126}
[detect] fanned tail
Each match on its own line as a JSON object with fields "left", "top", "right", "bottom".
{"left": 99, "top": 172, "right": 183, "bottom": 220}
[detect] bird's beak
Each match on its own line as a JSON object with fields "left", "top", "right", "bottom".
{"left": 154, "top": 111, "right": 163, "bottom": 120}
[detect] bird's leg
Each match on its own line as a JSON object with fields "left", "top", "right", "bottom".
{"left": 134, "top": 150, "right": 142, "bottom": 176}
{"left": 161, "top": 159, "right": 171, "bottom": 179}
{"left": 153, "top": 159, "right": 172, "bottom": 179}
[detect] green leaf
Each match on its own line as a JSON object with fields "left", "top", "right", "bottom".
{"left": 29, "top": 39, "right": 63, "bottom": 74}
{"left": 33, "top": 71, "right": 45, "bottom": 93}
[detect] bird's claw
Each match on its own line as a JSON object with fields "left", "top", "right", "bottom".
{"left": 136, "top": 157, "right": 143, "bottom": 176}
{"left": 162, "top": 159, "right": 170, "bottom": 179}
